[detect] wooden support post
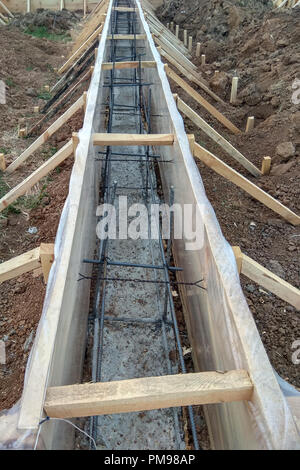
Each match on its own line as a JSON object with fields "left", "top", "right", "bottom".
{"left": 232, "top": 246, "right": 243, "bottom": 274}
{"left": 26, "top": 0, "right": 30, "bottom": 13}
{"left": 18, "top": 127, "right": 27, "bottom": 138}
{"left": 83, "top": 91, "right": 88, "bottom": 112}
{"left": 93, "top": 133, "right": 174, "bottom": 147}
{"left": 177, "top": 97, "right": 261, "bottom": 177}
{"left": 40, "top": 243, "right": 55, "bottom": 284}
{"left": 193, "top": 142, "right": 300, "bottom": 226}
{"left": 183, "top": 30, "right": 187, "bottom": 47}
{"left": 33, "top": 106, "right": 39, "bottom": 113}
{"left": 72, "top": 132, "right": 80, "bottom": 154}
{"left": 0, "top": 153, "right": 6, "bottom": 172}
{"left": 237, "top": 251, "right": 300, "bottom": 310}
{"left": 246, "top": 116, "right": 255, "bottom": 133}
{"left": 94, "top": 47, "right": 98, "bottom": 59}
{"left": 230, "top": 76, "right": 239, "bottom": 104}
{"left": 187, "top": 134, "right": 195, "bottom": 154}
{"left": 201, "top": 54, "right": 206, "bottom": 65}
{"left": 44, "top": 85, "right": 50, "bottom": 92}
{"left": 83, "top": 0, "right": 87, "bottom": 17}
{"left": 44, "top": 370, "right": 253, "bottom": 419}
{"left": 60, "top": 0, "right": 64, "bottom": 10}
{"left": 0, "top": 140, "right": 73, "bottom": 213}
{"left": 6, "top": 94, "right": 84, "bottom": 174}
{"left": 175, "top": 24, "right": 179, "bottom": 39}
{"left": 165, "top": 65, "right": 241, "bottom": 135}
{"left": 261, "top": 156, "right": 272, "bottom": 175}
{"left": 167, "top": 22, "right": 169, "bottom": 29}
{"left": 0, "top": 248, "right": 41, "bottom": 284}
{"left": 170, "top": 21, "right": 174, "bottom": 32}
{"left": 188, "top": 36, "right": 193, "bottom": 53}
{"left": 196, "top": 42, "right": 201, "bottom": 58}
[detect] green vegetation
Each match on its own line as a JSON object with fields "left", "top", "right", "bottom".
{"left": 5, "top": 78, "right": 15, "bottom": 88}
{"left": 24, "top": 26, "right": 71, "bottom": 43}
{"left": 0, "top": 173, "right": 20, "bottom": 217}
{"left": 19, "top": 181, "right": 50, "bottom": 210}
{"left": 37, "top": 90, "right": 52, "bottom": 101}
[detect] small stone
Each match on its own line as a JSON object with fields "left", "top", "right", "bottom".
{"left": 276, "top": 142, "right": 295, "bottom": 161}
{"left": 270, "top": 161, "right": 295, "bottom": 176}
{"left": 246, "top": 284, "right": 255, "bottom": 293}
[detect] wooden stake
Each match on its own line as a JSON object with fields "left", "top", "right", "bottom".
{"left": 196, "top": 42, "right": 201, "bottom": 58}
{"left": 72, "top": 132, "right": 80, "bottom": 154}
{"left": 230, "top": 77, "right": 239, "bottom": 104}
{"left": 232, "top": 246, "right": 242, "bottom": 274}
{"left": 83, "top": 0, "right": 87, "bottom": 17}
{"left": 183, "top": 30, "right": 187, "bottom": 47}
{"left": 0, "top": 153, "right": 6, "bottom": 172}
{"left": 170, "top": 21, "right": 174, "bottom": 32}
{"left": 94, "top": 47, "right": 98, "bottom": 59}
{"left": 167, "top": 23, "right": 169, "bottom": 29}
{"left": 175, "top": 24, "right": 179, "bottom": 39}
{"left": 0, "top": 140, "right": 73, "bottom": 213}
{"left": 201, "top": 54, "right": 206, "bottom": 65}
{"left": 261, "top": 156, "right": 272, "bottom": 175}
{"left": 246, "top": 116, "right": 255, "bottom": 133}
{"left": 26, "top": 0, "right": 31, "bottom": 13}
{"left": 188, "top": 36, "right": 193, "bottom": 53}
{"left": 44, "top": 85, "right": 50, "bottom": 92}
{"left": 40, "top": 243, "right": 55, "bottom": 284}
{"left": 187, "top": 134, "right": 195, "bottom": 154}
{"left": 18, "top": 127, "right": 27, "bottom": 138}
{"left": 33, "top": 106, "right": 39, "bottom": 113}
{"left": 193, "top": 142, "right": 300, "bottom": 226}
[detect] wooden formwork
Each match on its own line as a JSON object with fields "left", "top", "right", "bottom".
{"left": 0, "top": 0, "right": 299, "bottom": 450}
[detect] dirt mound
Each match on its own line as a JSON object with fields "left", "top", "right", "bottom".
{"left": 10, "top": 8, "right": 81, "bottom": 34}
{"left": 157, "top": 0, "right": 273, "bottom": 39}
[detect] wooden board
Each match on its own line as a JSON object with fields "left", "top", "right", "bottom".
{"left": 178, "top": 97, "right": 261, "bottom": 177}
{"left": 102, "top": 60, "right": 156, "bottom": 70}
{"left": 194, "top": 143, "right": 300, "bottom": 226}
{"left": 93, "top": 133, "right": 174, "bottom": 146}
{"left": 241, "top": 253, "right": 300, "bottom": 310}
{"left": 165, "top": 66, "right": 241, "bottom": 135}
{"left": 6, "top": 94, "right": 84, "bottom": 174}
{"left": 44, "top": 370, "right": 253, "bottom": 419}
{"left": 106, "top": 34, "right": 146, "bottom": 40}
{"left": 0, "top": 247, "right": 40, "bottom": 283}
{"left": 0, "top": 140, "right": 73, "bottom": 212}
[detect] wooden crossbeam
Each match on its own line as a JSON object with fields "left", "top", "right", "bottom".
{"left": 93, "top": 133, "right": 174, "bottom": 146}
{"left": 102, "top": 61, "right": 156, "bottom": 70}
{"left": 177, "top": 96, "right": 261, "bottom": 177}
{"left": 165, "top": 65, "right": 240, "bottom": 135}
{"left": 106, "top": 34, "right": 146, "bottom": 40}
{"left": 58, "top": 23, "right": 103, "bottom": 75}
{"left": 0, "top": 140, "right": 73, "bottom": 213}
{"left": 112, "top": 6, "right": 136, "bottom": 11}
{"left": 6, "top": 94, "right": 85, "bottom": 174}
{"left": 193, "top": 143, "right": 300, "bottom": 226}
{"left": 232, "top": 247, "right": 300, "bottom": 310}
{"left": 0, "top": 243, "right": 54, "bottom": 284}
{"left": 44, "top": 370, "right": 253, "bottom": 419}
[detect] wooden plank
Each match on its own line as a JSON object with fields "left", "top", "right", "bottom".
{"left": 241, "top": 253, "right": 300, "bottom": 310}
{"left": 158, "top": 47, "right": 224, "bottom": 105}
{"left": 93, "top": 133, "right": 174, "bottom": 146}
{"left": 112, "top": 6, "right": 136, "bottom": 11}
{"left": 0, "top": 247, "right": 41, "bottom": 284}
{"left": 194, "top": 142, "right": 300, "bottom": 226}
{"left": 6, "top": 94, "right": 84, "bottom": 174}
{"left": 102, "top": 60, "right": 156, "bottom": 70}
{"left": 58, "top": 23, "right": 103, "bottom": 75}
{"left": 40, "top": 243, "right": 55, "bottom": 284}
{"left": 165, "top": 66, "right": 241, "bottom": 135}
{"left": 106, "top": 34, "right": 146, "bottom": 40}
{"left": 44, "top": 370, "right": 253, "bottom": 419}
{"left": 154, "top": 35, "right": 196, "bottom": 72}
{"left": 0, "top": 1, "right": 13, "bottom": 17}
{"left": 0, "top": 140, "right": 73, "bottom": 213}
{"left": 177, "top": 97, "right": 261, "bottom": 177}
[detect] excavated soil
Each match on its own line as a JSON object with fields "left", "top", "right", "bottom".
{"left": 158, "top": 1, "right": 300, "bottom": 387}
{"left": 0, "top": 23, "right": 84, "bottom": 411}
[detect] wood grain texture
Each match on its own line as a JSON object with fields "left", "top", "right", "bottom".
{"left": 45, "top": 370, "right": 253, "bottom": 418}
{"left": 93, "top": 133, "right": 174, "bottom": 146}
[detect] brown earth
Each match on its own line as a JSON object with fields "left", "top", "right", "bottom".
{"left": 158, "top": 1, "right": 300, "bottom": 387}
{"left": 0, "top": 23, "right": 84, "bottom": 411}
